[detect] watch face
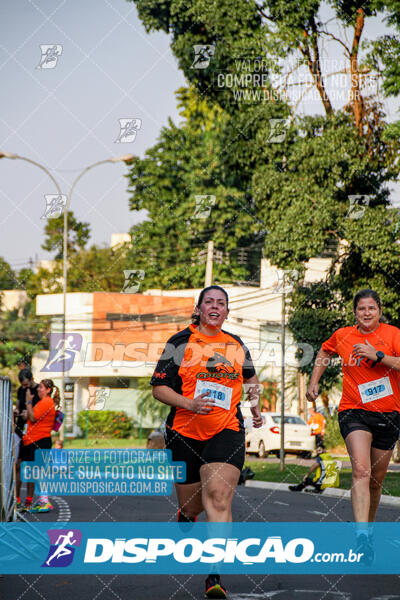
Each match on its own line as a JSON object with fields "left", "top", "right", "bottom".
{"left": 377, "top": 351, "right": 384, "bottom": 360}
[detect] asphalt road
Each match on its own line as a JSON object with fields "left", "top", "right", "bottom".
{"left": 1, "top": 485, "right": 400, "bottom": 600}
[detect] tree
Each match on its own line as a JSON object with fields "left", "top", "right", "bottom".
{"left": 41, "top": 211, "right": 91, "bottom": 260}
{"left": 0, "top": 301, "right": 50, "bottom": 372}
{"left": 126, "top": 87, "right": 264, "bottom": 290}
{"left": 67, "top": 244, "right": 130, "bottom": 292}
{"left": 0, "top": 257, "right": 18, "bottom": 290}
{"left": 131, "top": 0, "right": 400, "bottom": 396}
{"left": 288, "top": 282, "right": 345, "bottom": 392}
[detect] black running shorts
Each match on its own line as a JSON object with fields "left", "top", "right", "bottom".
{"left": 20, "top": 436, "right": 52, "bottom": 462}
{"left": 338, "top": 409, "right": 400, "bottom": 451}
{"left": 165, "top": 427, "right": 245, "bottom": 484}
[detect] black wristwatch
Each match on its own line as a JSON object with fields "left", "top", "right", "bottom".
{"left": 371, "top": 351, "right": 384, "bottom": 367}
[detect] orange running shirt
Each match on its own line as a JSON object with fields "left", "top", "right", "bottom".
{"left": 321, "top": 323, "right": 400, "bottom": 412}
{"left": 23, "top": 397, "right": 56, "bottom": 445}
{"left": 150, "top": 324, "right": 256, "bottom": 440}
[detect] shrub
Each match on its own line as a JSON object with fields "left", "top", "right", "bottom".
{"left": 77, "top": 410, "right": 133, "bottom": 438}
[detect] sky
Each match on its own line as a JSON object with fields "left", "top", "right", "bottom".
{"left": 0, "top": 1, "right": 398, "bottom": 271}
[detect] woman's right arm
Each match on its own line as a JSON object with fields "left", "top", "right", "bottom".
{"left": 306, "top": 349, "right": 333, "bottom": 402}
{"left": 152, "top": 385, "right": 215, "bottom": 414}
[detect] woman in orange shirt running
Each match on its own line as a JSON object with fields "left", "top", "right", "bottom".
{"left": 20, "top": 378, "right": 58, "bottom": 512}
{"left": 306, "top": 289, "right": 400, "bottom": 557}
{"left": 151, "top": 285, "right": 263, "bottom": 598}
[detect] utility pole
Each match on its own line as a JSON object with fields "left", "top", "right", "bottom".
{"left": 280, "top": 271, "right": 286, "bottom": 472}
{"left": 205, "top": 240, "right": 214, "bottom": 286}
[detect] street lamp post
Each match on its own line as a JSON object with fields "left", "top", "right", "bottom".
{"left": 0, "top": 152, "right": 63, "bottom": 199}
{"left": 60, "top": 155, "right": 135, "bottom": 441}
{"left": 1, "top": 152, "right": 135, "bottom": 442}
{"left": 0, "top": 150, "right": 64, "bottom": 404}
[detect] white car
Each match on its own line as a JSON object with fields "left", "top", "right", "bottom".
{"left": 245, "top": 412, "right": 316, "bottom": 458}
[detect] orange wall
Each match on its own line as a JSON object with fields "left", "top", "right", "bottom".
{"left": 91, "top": 293, "right": 195, "bottom": 363}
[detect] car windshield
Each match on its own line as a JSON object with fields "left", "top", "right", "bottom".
{"left": 271, "top": 416, "right": 306, "bottom": 425}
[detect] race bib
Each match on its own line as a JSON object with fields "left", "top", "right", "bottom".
{"left": 358, "top": 376, "right": 393, "bottom": 404}
{"left": 194, "top": 380, "right": 232, "bottom": 411}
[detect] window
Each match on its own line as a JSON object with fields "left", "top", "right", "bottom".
{"left": 272, "top": 416, "right": 306, "bottom": 425}
{"left": 96, "top": 377, "right": 135, "bottom": 389}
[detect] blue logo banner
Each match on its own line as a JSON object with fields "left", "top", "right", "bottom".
{"left": 0, "top": 522, "right": 399, "bottom": 574}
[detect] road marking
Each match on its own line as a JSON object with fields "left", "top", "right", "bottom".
{"left": 51, "top": 496, "right": 71, "bottom": 523}
{"left": 230, "top": 592, "right": 351, "bottom": 599}
{"left": 273, "top": 501, "right": 289, "bottom": 506}
{"left": 230, "top": 593, "right": 286, "bottom": 599}
{"left": 308, "top": 510, "right": 328, "bottom": 516}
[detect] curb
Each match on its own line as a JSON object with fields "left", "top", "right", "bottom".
{"left": 245, "top": 480, "right": 400, "bottom": 507}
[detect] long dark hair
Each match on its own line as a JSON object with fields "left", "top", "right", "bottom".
{"left": 191, "top": 285, "right": 229, "bottom": 325}
{"left": 353, "top": 289, "right": 382, "bottom": 312}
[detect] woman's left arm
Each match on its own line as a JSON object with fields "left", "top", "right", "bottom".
{"left": 243, "top": 374, "right": 264, "bottom": 428}
{"left": 352, "top": 340, "right": 400, "bottom": 371}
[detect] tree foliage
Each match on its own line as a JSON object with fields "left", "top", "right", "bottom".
{"left": 0, "top": 257, "right": 18, "bottom": 290}
{"left": 42, "top": 211, "right": 91, "bottom": 260}
{"left": 0, "top": 301, "right": 50, "bottom": 372}
{"left": 126, "top": 87, "right": 264, "bottom": 289}
{"left": 130, "top": 0, "right": 400, "bottom": 393}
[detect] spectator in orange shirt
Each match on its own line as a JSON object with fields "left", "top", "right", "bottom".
{"left": 307, "top": 407, "right": 326, "bottom": 446}
{"left": 20, "top": 379, "right": 58, "bottom": 512}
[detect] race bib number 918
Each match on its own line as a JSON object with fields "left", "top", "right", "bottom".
{"left": 194, "top": 380, "right": 232, "bottom": 410}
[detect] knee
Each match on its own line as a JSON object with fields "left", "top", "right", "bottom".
{"left": 205, "top": 488, "right": 231, "bottom": 514}
{"left": 352, "top": 464, "right": 371, "bottom": 482}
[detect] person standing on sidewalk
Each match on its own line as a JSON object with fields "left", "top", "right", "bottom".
{"left": 20, "top": 379, "right": 58, "bottom": 512}
{"left": 307, "top": 406, "right": 326, "bottom": 446}
{"left": 14, "top": 368, "right": 40, "bottom": 509}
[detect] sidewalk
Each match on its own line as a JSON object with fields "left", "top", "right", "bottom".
{"left": 245, "top": 480, "right": 400, "bottom": 506}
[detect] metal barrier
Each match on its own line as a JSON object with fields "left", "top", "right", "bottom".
{"left": 0, "top": 377, "right": 15, "bottom": 522}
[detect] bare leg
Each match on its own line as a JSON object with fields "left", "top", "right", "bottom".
{"left": 345, "top": 430, "right": 373, "bottom": 522}
{"left": 174, "top": 481, "right": 204, "bottom": 520}
{"left": 27, "top": 482, "right": 35, "bottom": 500}
{"left": 200, "top": 463, "right": 240, "bottom": 522}
{"left": 369, "top": 446, "right": 392, "bottom": 522}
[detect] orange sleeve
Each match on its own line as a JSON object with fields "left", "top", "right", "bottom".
{"left": 392, "top": 327, "right": 400, "bottom": 356}
{"left": 33, "top": 398, "right": 52, "bottom": 420}
{"left": 321, "top": 330, "right": 338, "bottom": 355}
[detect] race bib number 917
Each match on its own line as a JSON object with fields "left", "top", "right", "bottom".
{"left": 358, "top": 376, "right": 393, "bottom": 404}
{"left": 194, "top": 380, "right": 232, "bottom": 410}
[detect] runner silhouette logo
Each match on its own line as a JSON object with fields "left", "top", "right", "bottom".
{"left": 41, "top": 333, "right": 82, "bottom": 372}
{"left": 42, "top": 529, "right": 82, "bottom": 567}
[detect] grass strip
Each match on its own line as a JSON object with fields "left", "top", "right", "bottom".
{"left": 245, "top": 460, "right": 400, "bottom": 497}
